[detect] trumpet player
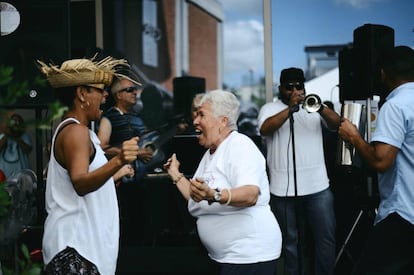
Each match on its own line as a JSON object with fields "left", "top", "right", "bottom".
{"left": 258, "top": 67, "right": 340, "bottom": 275}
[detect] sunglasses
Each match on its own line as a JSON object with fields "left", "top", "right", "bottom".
{"left": 83, "top": 85, "right": 105, "bottom": 94}
{"left": 284, "top": 83, "right": 304, "bottom": 91}
{"left": 117, "top": 86, "right": 140, "bottom": 93}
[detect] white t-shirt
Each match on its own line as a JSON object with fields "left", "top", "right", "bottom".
{"left": 258, "top": 100, "right": 330, "bottom": 196}
{"left": 42, "top": 118, "right": 119, "bottom": 275}
{"left": 189, "top": 131, "right": 282, "bottom": 264}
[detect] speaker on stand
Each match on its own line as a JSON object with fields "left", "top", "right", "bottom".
{"left": 335, "top": 24, "right": 394, "bottom": 274}
{"left": 339, "top": 46, "right": 358, "bottom": 102}
{"left": 353, "top": 24, "right": 395, "bottom": 100}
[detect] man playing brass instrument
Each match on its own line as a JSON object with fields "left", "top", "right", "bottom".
{"left": 258, "top": 67, "right": 340, "bottom": 275}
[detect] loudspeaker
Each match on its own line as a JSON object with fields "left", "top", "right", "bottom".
{"left": 353, "top": 24, "right": 394, "bottom": 98}
{"left": 339, "top": 46, "right": 357, "bottom": 101}
{"left": 0, "top": 0, "right": 70, "bottom": 109}
{"left": 173, "top": 76, "right": 205, "bottom": 119}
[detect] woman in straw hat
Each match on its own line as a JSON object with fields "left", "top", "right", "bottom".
{"left": 37, "top": 56, "right": 140, "bottom": 275}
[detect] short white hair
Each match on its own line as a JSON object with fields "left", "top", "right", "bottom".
{"left": 199, "top": 89, "right": 240, "bottom": 130}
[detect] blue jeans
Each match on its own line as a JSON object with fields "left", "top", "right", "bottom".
{"left": 270, "top": 188, "right": 336, "bottom": 275}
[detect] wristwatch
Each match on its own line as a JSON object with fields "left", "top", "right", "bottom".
{"left": 213, "top": 188, "right": 222, "bottom": 203}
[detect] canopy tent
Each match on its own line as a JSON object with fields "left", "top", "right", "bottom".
{"left": 305, "top": 67, "right": 340, "bottom": 105}
{"left": 304, "top": 67, "right": 341, "bottom": 113}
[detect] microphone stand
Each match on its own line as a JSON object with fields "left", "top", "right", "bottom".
{"left": 289, "top": 105, "right": 303, "bottom": 274}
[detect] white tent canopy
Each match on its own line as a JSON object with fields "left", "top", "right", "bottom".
{"left": 305, "top": 67, "right": 340, "bottom": 105}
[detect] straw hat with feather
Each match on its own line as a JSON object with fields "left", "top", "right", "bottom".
{"left": 37, "top": 55, "right": 139, "bottom": 90}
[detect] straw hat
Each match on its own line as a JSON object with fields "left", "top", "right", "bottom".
{"left": 37, "top": 55, "right": 138, "bottom": 89}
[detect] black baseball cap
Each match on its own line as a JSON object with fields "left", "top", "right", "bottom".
{"left": 280, "top": 67, "right": 305, "bottom": 84}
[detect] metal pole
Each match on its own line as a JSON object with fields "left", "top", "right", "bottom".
{"left": 263, "top": 0, "right": 273, "bottom": 103}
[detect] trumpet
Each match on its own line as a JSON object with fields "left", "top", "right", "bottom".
{"left": 302, "top": 94, "right": 322, "bottom": 113}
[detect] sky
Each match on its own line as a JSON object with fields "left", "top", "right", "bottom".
{"left": 219, "top": 0, "right": 414, "bottom": 88}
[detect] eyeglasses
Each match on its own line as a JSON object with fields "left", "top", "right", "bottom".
{"left": 284, "top": 83, "right": 304, "bottom": 91}
{"left": 117, "top": 86, "right": 140, "bottom": 93}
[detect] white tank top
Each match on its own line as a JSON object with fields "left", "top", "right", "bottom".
{"left": 42, "top": 118, "right": 119, "bottom": 275}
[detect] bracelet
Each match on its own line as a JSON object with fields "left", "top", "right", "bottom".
{"left": 225, "top": 189, "right": 232, "bottom": 205}
{"left": 173, "top": 173, "right": 184, "bottom": 185}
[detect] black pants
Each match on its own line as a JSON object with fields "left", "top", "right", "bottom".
{"left": 352, "top": 213, "right": 414, "bottom": 275}
{"left": 218, "top": 259, "right": 278, "bottom": 275}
